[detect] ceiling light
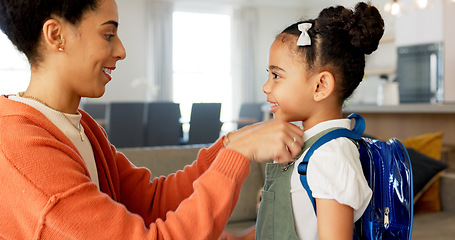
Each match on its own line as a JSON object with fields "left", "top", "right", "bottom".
{"left": 416, "top": 0, "right": 428, "bottom": 9}
{"left": 391, "top": 0, "right": 400, "bottom": 15}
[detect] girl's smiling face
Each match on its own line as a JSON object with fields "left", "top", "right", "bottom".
{"left": 263, "top": 34, "right": 318, "bottom": 123}
{"left": 61, "top": 0, "right": 126, "bottom": 99}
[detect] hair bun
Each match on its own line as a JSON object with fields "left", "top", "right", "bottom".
{"left": 349, "top": 2, "right": 384, "bottom": 54}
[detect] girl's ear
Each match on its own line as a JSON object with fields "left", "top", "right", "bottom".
{"left": 42, "top": 18, "right": 65, "bottom": 52}
{"left": 313, "top": 71, "right": 335, "bottom": 102}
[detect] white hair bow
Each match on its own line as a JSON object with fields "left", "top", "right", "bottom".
{"left": 297, "top": 23, "right": 312, "bottom": 46}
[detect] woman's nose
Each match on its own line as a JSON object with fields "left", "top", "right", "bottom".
{"left": 114, "top": 37, "right": 127, "bottom": 61}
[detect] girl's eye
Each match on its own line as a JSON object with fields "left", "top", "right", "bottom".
{"left": 105, "top": 34, "right": 115, "bottom": 41}
{"left": 272, "top": 73, "right": 280, "bottom": 79}
{"left": 266, "top": 69, "right": 281, "bottom": 80}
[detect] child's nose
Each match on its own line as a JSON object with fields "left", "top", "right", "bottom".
{"left": 262, "top": 79, "right": 271, "bottom": 94}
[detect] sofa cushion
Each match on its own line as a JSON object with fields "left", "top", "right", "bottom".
{"left": 407, "top": 148, "right": 448, "bottom": 202}
{"left": 401, "top": 132, "right": 445, "bottom": 213}
{"left": 119, "top": 145, "right": 204, "bottom": 177}
{"left": 401, "top": 132, "right": 443, "bottom": 160}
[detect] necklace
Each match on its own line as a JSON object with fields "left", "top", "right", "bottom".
{"left": 21, "top": 95, "right": 84, "bottom": 141}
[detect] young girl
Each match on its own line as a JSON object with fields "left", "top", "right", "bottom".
{"left": 0, "top": 0, "right": 305, "bottom": 239}
{"left": 256, "top": 2, "right": 385, "bottom": 239}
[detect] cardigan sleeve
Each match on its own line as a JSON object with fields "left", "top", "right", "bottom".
{"left": 37, "top": 149, "right": 250, "bottom": 240}
{"left": 0, "top": 107, "right": 251, "bottom": 240}
{"left": 116, "top": 138, "right": 245, "bottom": 225}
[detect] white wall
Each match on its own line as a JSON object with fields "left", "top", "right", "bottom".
{"left": 92, "top": 0, "right": 149, "bottom": 103}
{"left": 395, "top": 0, "right": 444, "bottom": 46}
{"left": 251, "top": 6, "right": 309, "bottom": 101}
{"left": 444, "top": 0, "right": 455, "bottom": 102}
{"left": 91, "top": 0, "right": 396, "bottom": 105}
{"left": 91, "top": 0, "right": 308, "bottom": 104}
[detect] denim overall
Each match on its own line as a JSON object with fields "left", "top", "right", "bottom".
{"left": 255, "top": 130, "right": 335, "bottom": 240}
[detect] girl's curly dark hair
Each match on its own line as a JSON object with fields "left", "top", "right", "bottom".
{"left": 280, "top": 2, "right": 384, "bottom": 104}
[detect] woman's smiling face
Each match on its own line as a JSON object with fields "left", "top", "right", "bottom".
{"left": 61, "top": 0, "right": 126, "bottom": 99}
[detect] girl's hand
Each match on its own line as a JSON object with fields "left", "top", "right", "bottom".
{"left": 225, "top": 119, "right": 304, "bottom": 163}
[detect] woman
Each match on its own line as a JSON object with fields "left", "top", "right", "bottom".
{"left": 0, "top": 0, "right": 304, "bottom": 239}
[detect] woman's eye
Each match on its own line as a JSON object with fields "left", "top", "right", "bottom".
{"left": 105, "top": 34, "right": 115, "bottom": 41}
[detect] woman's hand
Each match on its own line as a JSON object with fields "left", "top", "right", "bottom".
{"left": 225, "top": 120, "right": 304, "bottom": 163}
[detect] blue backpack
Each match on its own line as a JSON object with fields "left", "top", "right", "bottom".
{"left": 298, "top": 113, "right": 413, "bottom": 240}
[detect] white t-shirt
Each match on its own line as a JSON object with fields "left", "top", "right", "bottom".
{"left": 9, "top": 95, "right": 99, "bottom": 189}
{"left": 290, "top": 119, "right": 372, "bottom": 239}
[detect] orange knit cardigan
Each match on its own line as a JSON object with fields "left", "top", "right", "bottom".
{"left": 0, "top": 95, "right": 250, "bottom": 239}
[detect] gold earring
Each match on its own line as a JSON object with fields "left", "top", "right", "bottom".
{"left": 58, "top": 38, "right": 65, "bottom": 52}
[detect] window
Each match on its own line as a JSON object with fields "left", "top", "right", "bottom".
{"left": 0, "top": 32, "right": 30, "bottom": 95}
{"left": 172, "top": 11, "right": 232, "bottom": 128}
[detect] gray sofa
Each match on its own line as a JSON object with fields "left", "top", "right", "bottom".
{"left": 412, "top": 172, "right": 455, "bottom": 240}
{"left": 119, "top": 145, "right": 455, "bottom": 238}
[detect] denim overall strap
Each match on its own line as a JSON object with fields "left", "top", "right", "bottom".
{"left": 255, "top": 162, "right": 300, "bottom": 240}
{"left": 255, "top": 128, "right": 339, "bottom": 240}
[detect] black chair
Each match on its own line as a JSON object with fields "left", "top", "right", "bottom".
{"left": 144, "top": 102, "right": 182, "bottom": 146}
{"left": 237, "top": 102, "right": 265, "bottom": 129}
{"left": 106, "top": 102, "right": 146, "bottom": 148}
{"left": 187, "top": 103, "right": 222, "bottom": 145}
{"left": 81, "top": 103, "right": 107, "bottom": 120}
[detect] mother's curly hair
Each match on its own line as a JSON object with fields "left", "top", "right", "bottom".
{"left": 0, "top": 0, "right": 100, "bottom": 65}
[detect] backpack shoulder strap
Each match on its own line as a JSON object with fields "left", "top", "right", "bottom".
{"left": 298, "top": 113, "right": 365, "bottom": 213}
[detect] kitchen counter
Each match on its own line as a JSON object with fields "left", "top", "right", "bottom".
{"left": 341, "top": 103, "right": 455, "bottom": 145}
{"left": 344, "top": 103, "right": 455, "bottom": 114}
